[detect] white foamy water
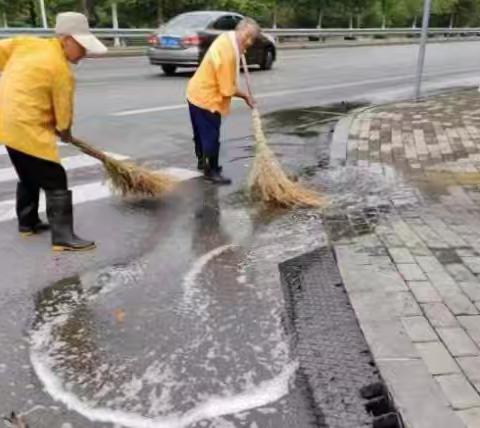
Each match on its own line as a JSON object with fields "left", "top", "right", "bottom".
{"left": 30, "top": 343, "right": 297, "bottom": 428}
{"left": 181, "top": 244, "right": 235, "bottom": 308}
{"left": 29, "top": 246, "right": 296, "bottom": 427}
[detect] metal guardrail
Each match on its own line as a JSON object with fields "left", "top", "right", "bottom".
{"left": 0, "top": 27, "right": 479, "bottom": 40}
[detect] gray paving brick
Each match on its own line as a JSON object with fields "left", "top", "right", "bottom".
{"left": 459, "top": 316, "right": 480, "bottom": 348}
{"left": 456, "top": 248, "right": 477, "bottom": 258}
{"left": 456, "top": 407, "right": 480, "bottom": 428}
{"left": 436, "top": 373, "right": 480, "bottom": 409}
{"left": 397, "top": 263, "right": 428, "bottom": 281}
{"left": 388, "top": 247, "right": 415, "bottom": 264}
{"left": 402, "top": 316, "right": 438, "bottom": 342}
{"left": 410, "top": 223, "right": 450, "bottom": 249}
{"left": 416, "top": 342, "right": 460, "bottom": 375}
{"left": 443, "top": 294, "right": 479, "bottom": 316}
{"left": 408, "top": 281, "right": 443, "bottom": 303}
{"left": 422, "top": 303, "right": 458, "bottom": 327}
{"left": 424, "top": 266, "right": 458, "bottom": 289}
{"left": 437, "top": 328, "right": 479, "bottom": 357}
{"left": 416, "top": 255, "right": 444, "bottom": 273}
{"left": 447, "top": 264, "right": 479, "bottom": 283}
{"left": 463, "top": 257, "right": 480, "bottom": 275}
{"left": 417, "top": 263, "right": 478, "bottom": 315}
{"left": 457, "top": 357, "right": 480, "bottom": 388}
{"left": 448, "top": 277, "right": 480, "bottom": 305}
{"left": 421, "top": 215, "right": 468, "bottom": 247}
{"left": 392, "top": 219, "right": 429, "bottom": 251}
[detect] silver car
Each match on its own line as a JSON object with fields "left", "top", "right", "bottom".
{"left": 148, "top": 11, "right": 276, "bottom": 76}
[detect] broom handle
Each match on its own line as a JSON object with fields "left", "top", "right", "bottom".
{"left": 69, "top": 137, "right": 108, "bottom": 163}
{"left": 241, "top": 55, "right": 255, "bottom": 101}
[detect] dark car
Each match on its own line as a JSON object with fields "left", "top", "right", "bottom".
{"left": 147, "top": 11, "right": 276, "bottom": 75}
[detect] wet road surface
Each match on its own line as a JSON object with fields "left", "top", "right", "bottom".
{"left": 1, "top": 41, "right": 480, "bottom": 426}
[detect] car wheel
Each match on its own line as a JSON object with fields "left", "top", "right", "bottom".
{"left": 161, "top": 65, "right": 177, "bottom": 76}
{"left": 260, "top": 48, "right": 274, "bottom": 71}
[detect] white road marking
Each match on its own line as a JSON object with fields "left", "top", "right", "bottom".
{"left": 0, "top": 166, "right": 202, "bottom": 223}
{"left": 0, "top": 153, "right": 128, "bottom": 184}
{"left": 163, "top": 167, "right": 202, "bottom": 181}
{"left": 110, "top": 66, "right": 480, "bottom": 117}
{"left": 112, "top": 103, "right": 187, "bottom": 117}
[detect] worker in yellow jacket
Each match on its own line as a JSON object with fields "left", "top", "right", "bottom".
{"left": 187, "top": 18, "right": 258, "bottom": 185}
{"left": 0, "top": 12, "right": 107, "bottom": 251}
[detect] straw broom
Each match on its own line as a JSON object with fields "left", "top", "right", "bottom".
{"left": 69, "top": 137, "right": 176, "bottom": 197}
{"left": 241, "top": 56, "right": 327, "bottom": 209}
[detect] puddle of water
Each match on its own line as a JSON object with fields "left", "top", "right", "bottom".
{"left": 28, "top": 183, "right": 297, "bottom": 427}
{"left": 262, "top": 102, "right": 367, "bottom": 137}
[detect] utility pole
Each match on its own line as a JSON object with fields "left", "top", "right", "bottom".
{"left": 414, "top": 0, "right": 432, "bottom": 100}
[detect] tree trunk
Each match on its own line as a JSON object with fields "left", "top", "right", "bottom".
{"left": 78, "top": 0, "right": 97, "bottom": 26}
{"left": 79, "top": 0, "right": 88, "bottom": 16}
{"left": 272, "top": 2, "right": 278, "bottom": 29}
{"left": 382, "top": 14, "right": 386, "bottom": 29}
{"left": 349, "top": 14, "right": 353, "bottom": 29}
{"left": 317, "top": 8, "right": 323, "bottom": 29}
{"left": 28, "top": 0, "right": 37, "bottom": 27}
{"left": 2, "top": 12, "right": 7, "bottom": 28}
{"left": 449, "top": 14, "right": 454, "bottom": 29}
{"left": 357, "top": 14, "right": 361, "bottom": 28}
{"left": 157, "top": 0, "right": 164, "bottom": 26}
{"left": 412, "top": 16, "right": 417, "bottom": 29}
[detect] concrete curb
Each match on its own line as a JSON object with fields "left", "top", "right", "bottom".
{"left": 330, "top": 106, "right": 371, "bottom": 166}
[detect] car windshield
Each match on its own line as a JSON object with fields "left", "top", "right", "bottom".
{"left": 163, "top": 14, "right": 212, "bottom": 33}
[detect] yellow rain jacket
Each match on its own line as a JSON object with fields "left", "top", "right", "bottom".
{"left": 187, "top": 32, "right": 240, "bottom": 116}
{"left": 0, "top": 37, "right": 74, "bottom": 163}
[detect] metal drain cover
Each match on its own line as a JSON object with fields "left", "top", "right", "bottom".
{"left": 279, "top": 247, "right": 402, "bottom": 428}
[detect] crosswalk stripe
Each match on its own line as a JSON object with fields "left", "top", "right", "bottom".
{"left": 0, "top": 166, "right": 203, "bottom": 223}
{"left": 0, "top": 153, "right": 129, "bottom": 184}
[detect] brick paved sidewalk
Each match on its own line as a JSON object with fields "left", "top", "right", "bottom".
{"left": 331, "top": 88, "right": 480, "bottom": 428}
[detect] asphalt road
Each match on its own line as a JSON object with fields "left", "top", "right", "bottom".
{"left": 0, "top": 41, "right": 479, "bottom": 428}
{"left": 73, "top": 41, "right": 480, "bottom": 159}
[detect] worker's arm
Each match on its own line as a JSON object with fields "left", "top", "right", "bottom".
{"left": 234, "top": 89, "right": 255, "bottom": 109}
{"left": 52, "top": 67, "right": 75, "bottom": 142}
{"left": 0, "top": 39, "right": 15, "bottom": 71}
{"left": 212, "top": 49, "right": 255, "bottom": 109}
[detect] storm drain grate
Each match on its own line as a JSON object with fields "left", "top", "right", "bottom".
{"left": 279, "top": 246, "right": 403, "bottom": 428}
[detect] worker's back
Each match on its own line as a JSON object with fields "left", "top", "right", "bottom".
{"left": 0, "top": 37, "right": 74, "bottom": 162}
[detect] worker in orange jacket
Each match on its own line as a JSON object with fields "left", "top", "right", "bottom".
{"left": 186, "top": 18, "right": 259, "bottom": 185}
{"left": 0, "top": 12, "right": 107, "bottom": 251}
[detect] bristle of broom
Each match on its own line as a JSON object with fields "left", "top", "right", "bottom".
{"left": 248, "top": 109, "right": 327, "bottom": 208}
{"left": 70, "top": 137, "right": 176, "bottom": 197}
{"left": 104, "top": 157, "right": 176, "bottom": 197}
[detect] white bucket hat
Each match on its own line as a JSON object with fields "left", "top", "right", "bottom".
{"left": 55, "top": 12, "right": 107, "bottom": 55}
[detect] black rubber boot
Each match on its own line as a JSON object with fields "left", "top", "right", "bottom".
{"left": 46, "top": 190, "right": 95, "bottom": 252}
{"left": 16, "top": 182, "right": 49, "bottom": 237}
{"left": 197, "top": 157, "right": 222, "bottom": 172}
{"left": 203, "top": 156, "right": 231, "bottom": 185}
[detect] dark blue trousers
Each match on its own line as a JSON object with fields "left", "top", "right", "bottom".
{"left": 188, "top": 102, "right": 221, "bottom": 158}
